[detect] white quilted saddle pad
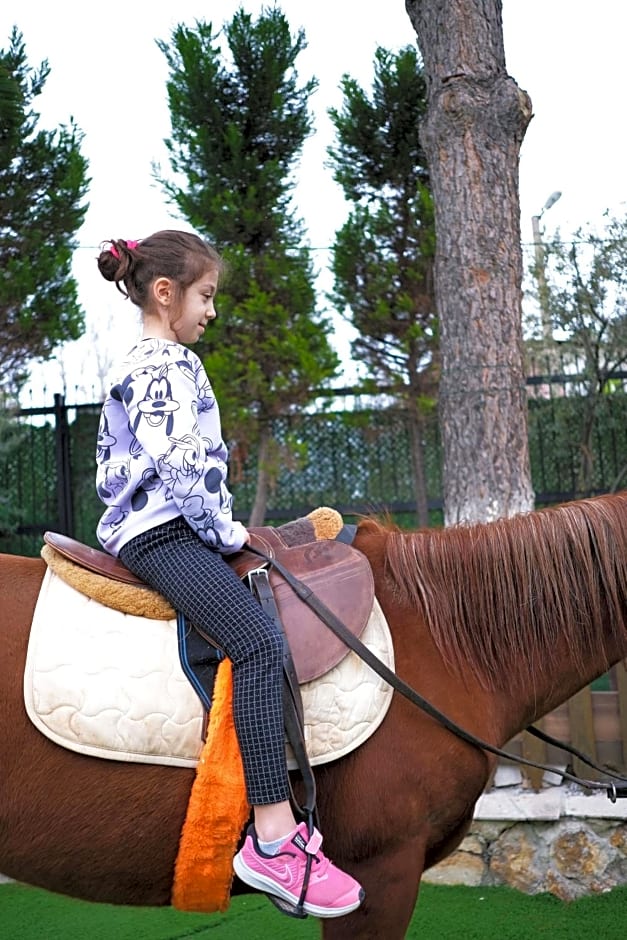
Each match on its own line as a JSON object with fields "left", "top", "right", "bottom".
{"left": 24, "top": 568, "right": 394, "bottom": 770}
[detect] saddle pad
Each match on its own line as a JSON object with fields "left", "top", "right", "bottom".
{"left": 24, "top": 568, "right": 394, "bottom": 770}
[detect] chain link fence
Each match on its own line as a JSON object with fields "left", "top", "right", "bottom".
{"left": 1, "top": 376, "right": 626, "bottom": 557}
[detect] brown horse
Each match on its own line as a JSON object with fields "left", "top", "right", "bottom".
{"left": 1, "top": 491, "right": 626, "bottom": 939}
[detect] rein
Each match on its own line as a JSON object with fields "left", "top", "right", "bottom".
{"left": 247, "top": 544, "right": 627, "bottom": 802}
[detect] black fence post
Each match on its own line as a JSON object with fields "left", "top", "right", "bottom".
{"left": 54, "top": 393, "right": 74, "bottom": 535}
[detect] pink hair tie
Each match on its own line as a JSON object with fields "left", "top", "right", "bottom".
{"left": 109, "top": 239, "right": 138, "bottom": 259}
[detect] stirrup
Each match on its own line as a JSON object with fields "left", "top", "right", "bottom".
{"left": 265, "top": 892, "right": 309, "bottom": 919}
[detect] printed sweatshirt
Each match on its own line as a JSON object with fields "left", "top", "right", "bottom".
{"left": 96, "top": 337, "right": 247, "bottom": 556}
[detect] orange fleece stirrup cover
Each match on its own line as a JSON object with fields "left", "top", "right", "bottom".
{"left": 172, "top": 657, "right": 250, "bottom": 912}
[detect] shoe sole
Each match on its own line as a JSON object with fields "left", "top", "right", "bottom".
{"left": 233, "top": 854, "right": 364, "bottom": 918}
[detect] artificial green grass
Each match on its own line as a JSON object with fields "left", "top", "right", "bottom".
{"left": 1, "top": 882, "right": 626, "bottom": 939}
{"left": 414, "top": 883, "right": 627, "bottom": 939}
{"left": 1, "top": 886, "right": 312, "bottom": 940}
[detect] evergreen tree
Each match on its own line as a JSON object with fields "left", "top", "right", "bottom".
{"left": 327, "top": 45, "right": 437, "bottom": 525}
{"left": 0, "top": 28, "right": 90, "bottom": 392}
{"left": 155, "top": 9, "right": 338, "bottom": 524}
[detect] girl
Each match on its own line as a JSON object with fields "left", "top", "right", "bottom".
{"left": 95, "top": 229, "right": 363, "bottom": 919}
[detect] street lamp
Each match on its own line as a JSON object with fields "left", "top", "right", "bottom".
{"left": 531, "top": 191, "right": 562, "bottom": 341}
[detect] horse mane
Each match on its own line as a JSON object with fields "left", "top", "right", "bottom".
{"left": 371, "top": 491, "right": 627, "bottom": 691}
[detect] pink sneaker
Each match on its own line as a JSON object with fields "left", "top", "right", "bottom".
{"left": 233, "top": 823, "right": 364, "bottom": 918}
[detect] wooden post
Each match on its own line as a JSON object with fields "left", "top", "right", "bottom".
{"left": 521, "top": 721, "right": 547, "bottom": 791}
{"left": 615, "top": 663, "right": 627, "bottom": 771}
{"left": 568, "top": 686, "right": 598, "bottom": 781}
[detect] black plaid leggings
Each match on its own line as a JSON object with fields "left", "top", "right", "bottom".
{"left": 119, "top": 516, "right": 290, "bottom": 806}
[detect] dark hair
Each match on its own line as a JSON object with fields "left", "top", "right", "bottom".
{"left": 97, "top": 230, "right": 223, "bottom": 306}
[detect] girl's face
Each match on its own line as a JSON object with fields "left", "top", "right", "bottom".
{"left": 170, "top": 268, "right": 220, "bottom": 345}
{"left": 145, "top": 266, "right": 219, "bottom": 345}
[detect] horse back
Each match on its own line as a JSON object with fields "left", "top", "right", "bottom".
{"left": 1, "top": 552, "right": 45, "bottom": 636}
{"left": 1, "top": 552, "right": 46, "bottom": 722}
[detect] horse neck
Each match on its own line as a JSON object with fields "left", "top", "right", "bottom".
{"left": 495, "top": 630, "right": 626, "bottom": 744}
{"left": 365, "top": 494, "right": 627, "bottom": 748}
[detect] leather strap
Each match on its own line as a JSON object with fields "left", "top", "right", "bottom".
{"left": 248, "top": 570, "right": 318, "bottom": 825}
{"left": 525, "top": 723, "right": 627, "bottom": 783}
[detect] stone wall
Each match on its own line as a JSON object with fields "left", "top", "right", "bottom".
{"left": 423, "top": 768, "right": 627, "bottom": 900}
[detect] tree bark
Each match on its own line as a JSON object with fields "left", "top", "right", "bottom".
{"left": 248, "top": 423, "right": 272, "bottom": 527}
{"left": 407, "top": 402, "right": 430, "bottom": 527}
{"left": 406, "top": 0, "right": 535, "bottom": 524}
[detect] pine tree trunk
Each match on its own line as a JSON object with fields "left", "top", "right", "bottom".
{"left": 406, "top": 0, "right": 535, "bottom": 524}
{"left": 407, "top": 407, "right": 430, "bottom": 527}
{"left": 248, "top": 424, "right": 272, "bottom": 527}
{"left": 577, "top": 394, "right": 599, "bottom": 496}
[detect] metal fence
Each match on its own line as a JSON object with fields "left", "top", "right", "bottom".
{"left": 0, "top": 374, "right": 626, "bottom": 558}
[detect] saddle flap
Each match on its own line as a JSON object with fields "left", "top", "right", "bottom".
{"left": 264, "top": 539, "right": 375, "bottom": 683}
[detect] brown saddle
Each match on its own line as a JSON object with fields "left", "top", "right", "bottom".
{"left": 43, "top": 528, "right": 374, "bottom": 684}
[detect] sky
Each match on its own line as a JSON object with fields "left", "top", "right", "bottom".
{"left": 3, "top": 0, "right": 627, "bottom": 403}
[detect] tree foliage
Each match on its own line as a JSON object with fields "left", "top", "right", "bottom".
{"left": 0, "top": 27, "right": 90, "bottom": 391}
{"left": 535, "top": 210, "right": 627, "bottom": 491}
{"left": 541, "top": 212, "right": 627, "bottom": 378}
{"left": 327, "top": 45, "right": 437, "bottom": 523}
{"left": 155, "top": 8, "right": 338, "bottom": 523}
{"left": 328, "top": 46, "right": 435, "bottom": 385}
